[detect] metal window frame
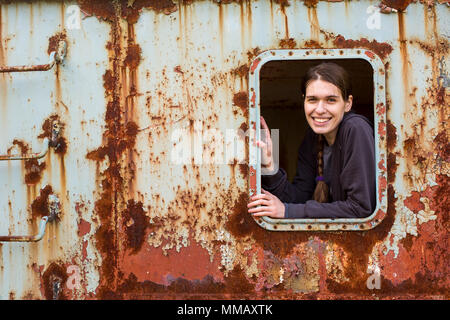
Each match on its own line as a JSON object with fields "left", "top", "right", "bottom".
{"left": 248, "top": 48, "right": 388, "bottom": 231}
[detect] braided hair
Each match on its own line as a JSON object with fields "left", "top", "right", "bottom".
{"left": 301, "top": 62, "right": 352, "bottom": 203}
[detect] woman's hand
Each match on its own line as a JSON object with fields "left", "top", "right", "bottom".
{"left": 256, "top": 116, "right": 274, "bottom": 172}
{"left": 247, "top": 189, "right": 285, "bottom": 218}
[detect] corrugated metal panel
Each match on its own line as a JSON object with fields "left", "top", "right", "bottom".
{"left": 0, "top": 0, "right": 448, "bottom": 299}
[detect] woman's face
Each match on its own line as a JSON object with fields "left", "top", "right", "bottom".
{"left": 304, "top": 79, "right": 353, "bottom": 145}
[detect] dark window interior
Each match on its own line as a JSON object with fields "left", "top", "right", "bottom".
{"left": 260, "top": 59, "right": 374, "bottom": 181}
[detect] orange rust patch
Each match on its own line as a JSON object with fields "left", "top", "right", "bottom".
{"left": 11, "top": 139, "right": 29, "bottom": 154}
{"left": 387, "top": 152, "right": 398, "bottom": 183}
{"left": 433, "top": 130, "right": 450, "bottom": 162}
{"left": 232, "top": 64, "right": 249, "bottom": 78}
{"left": 42, "top": 262, "right": 68, "bottom": 300}
{"left": 86, "top": 1, "right": 147, "bottom": 298}
{"left": 120, "top": 236, "right": 224, "bottom": 285}
{"left": 124, "top": 43, "right": 141, "bottom": 70}
{"left": 279, "top": 38, "right": 297, "bottom": 49}
{"left": 239, "top": 164, "right": 249, "bottom": 178}
{"left": 381, "top": 0, "right": 415, "bottom": 11}
{"left": 381, "top": 175, "right": 449, "bottom": 294}
{"left": 303, "top": 39, "right": 322, "bottom": 48}
{"left": 378, "top": 176, "right": 387, "bottom": 202}
{"left": 47, "top": 32, "right": 66, "bottom": 56}
{"left": 250, "top": 58, "right": 261, "bottom": 74}
{"left": 31, "top": 185, "right": 53, "bottom": 220}
{"left": 78, "top": 0, "right": 177, "bottom": 23}
{"left": 386, "top": 120, "right": 397, "bottom": 151}
{"left": 24, "top": 159, "right": 46, "bottom": 185}
{"left": 38, "top": 114, "right": 67, "bottom": 155}
{"left": 103, "top": 70, "right": 115, "bottom": 93}
{"left": 378, "top": 121, "right": 386, "bottom": 136}
{"left": 78, "top": 218, "right": 91, "bottom": 237}
{"left": 116, "top": 265, "right": 255, "bottom": 298}
{"left": 123, "top": 200, "right": 149, "bottom": 254}
{"left": 233, "top": 91, "right": 248, "bottom": 115}
{"left": 332, "top": 34, "right": 394, "bottom": 60}
{"left": 365, "top": 50, "right": 375, "bottom": 59}
{"left": 239, "top": 121, "right": 248, "bottom": 133}
{"left": 303, "top": 0, "right": 318, "bottom": 7}
{"left": 404, "top": 191, "right": 425, "bottom": 214}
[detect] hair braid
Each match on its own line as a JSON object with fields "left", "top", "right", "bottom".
{"left": 313, "top": 135, "right": 330, "bottom": 203}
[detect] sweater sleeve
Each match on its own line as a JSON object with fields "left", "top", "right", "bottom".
{"left": 261, "top": 128, "right": 316, "bottom": 204}
{"left": 285, "top": 118, "right": 376, "bottom": 219}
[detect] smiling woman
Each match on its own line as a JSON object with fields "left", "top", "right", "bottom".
{"left": 248, "top": 62, "right": 376, "bottom": 219}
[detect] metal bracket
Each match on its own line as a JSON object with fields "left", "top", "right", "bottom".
{"left": 0, "top": 40, "right": 66, "bottom": 73}
{"left": 0, "top": 121, "right": 61, "bottom": 161}
{"left": 0, "top": 194, "right": 61, "bottom": 242}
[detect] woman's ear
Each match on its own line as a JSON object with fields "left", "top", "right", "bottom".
{"left": 345, "top": 95, "right": 353, "bottom": 112}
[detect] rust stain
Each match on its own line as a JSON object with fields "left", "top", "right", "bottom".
{"left": 250, "top": 90, "right": 256, "bottom": 107}
{"left": 120, "top": 236, "right": 224, "bottom": 286}
{"left": 24, "top": 158, "right": 46, "bottom": 185}
{"left": 380, "top": 175, "right": 449, "bottom": 294}
{"left": 386, "top": 120, "right": 398, "bottom": 151}
{"left": 433, "top": 130, "right": 450, "bottom": 163}
{"left": 303, "top": 39, "right": 322, "bottom": 48}
{"left": 79, "top": 0, "right": 149, "bottom": 299}
{"left": 378, "top": 176, "right": 387, "bottom": 202}
{"left": 378, "top": 120, "right": 386, "bottom": 136}
{"left": 10, "top": 139, "right": 29, "bottom": 155}
{"left": 47, "top": 32, "right": 66, "bottom": 56}
{"left": 78, "top": 0, "right": 177, "bottom": 23}
{"left": 306, "top": 2, "right": 320, "bottom": 42}
{"left": 398, "top": 13, "right": 412, "bottom": 106}
{"left": 239, "top": 121, "right": 248, "bottom": 133}
{"left": 381, "top": 0, "right": 415, "bottom": 11}
{"left": 41, "top": 262, "right": 68, "bottom": 300}
{"left": 123, "top": 200, "right": 150, "bottom": 254}
{"left": 31, "top": 185, "right": 53, "bottom": 220}
{"left": 332, "top": 34, "right": 394, "bottom": 60}
{"left": 303, "top": 0, "right": 318, "bottom": 7}
{"left": 365, "top": 50, "right": 375, "bottom": 59}
{"left": 279, "top": 38, "right": 297, "bottom": 49}
{"left": 38, "top": 114, "right": 67, "bottom": 155}
{"left": 249, "top": 57, "right": 261, "bottom": 74}
{"left": 232, "top": 91, "right": 248, "bottom": 115}
{"left": 78, "top": 218, "right": 91, "bottom": 237}
{"left": 115, "top": 264, "right": 256, "bottom": 299}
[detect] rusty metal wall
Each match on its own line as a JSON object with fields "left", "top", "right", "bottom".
{"left": 0, "top": 0, "right": 448, "bottom": 299}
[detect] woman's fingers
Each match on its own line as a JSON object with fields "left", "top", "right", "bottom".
{"left": 251, "top": 211, "right": 274, "bottom": 217}
{"left": 247, "top": 199, "right": 270, "bottom": 208}
{"left": 248, "top": 206, "right": 274, "bottom": 214}
{"left": 250, "top": 193, "right": 269, "bottom": 201}
{"left": 260, "top": 116, "right": 271, "bottom": 141}
{"left": 260, "top": 116, "right": 268, "bottom": 130}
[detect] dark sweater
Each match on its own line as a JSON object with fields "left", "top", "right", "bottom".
{"left": 262, "top": 112, "right": 376, "bottom": 219}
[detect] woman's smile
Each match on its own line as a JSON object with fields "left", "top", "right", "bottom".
{"left": 312, "top": 117, "right": 332, "bottom": 124}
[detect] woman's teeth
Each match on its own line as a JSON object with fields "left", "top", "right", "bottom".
{"left": 314, "top": 118, "right": 330, "bottom": 123}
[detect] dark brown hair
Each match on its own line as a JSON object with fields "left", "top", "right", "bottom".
{"left": 302, "top": 62, "right": 352, "bottom": 203}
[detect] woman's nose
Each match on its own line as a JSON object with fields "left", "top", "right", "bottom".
{"left": 316, "top": 100, "right": 326, "bottom": 113}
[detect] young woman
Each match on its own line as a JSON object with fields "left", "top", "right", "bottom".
{"left": 247, "top": 62, "right": 376, "bottom": 219}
